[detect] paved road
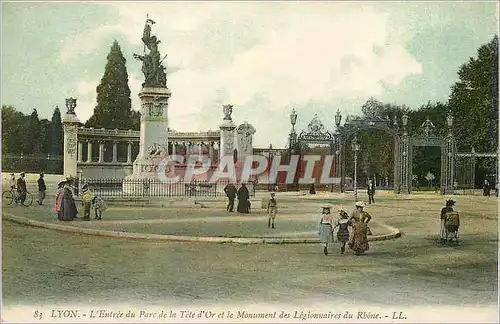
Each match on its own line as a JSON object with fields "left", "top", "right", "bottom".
{"left": 2, "top": 192, "right": 497, "bottom": 314}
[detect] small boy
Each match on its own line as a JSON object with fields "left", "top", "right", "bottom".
{"left": 81, "top": 184, "right": 94, "bottom": 221}
{"left": 92, "top": 196, "right": 106, "bottom": 220}
{"left": 267, "top": 192, "right": 278, "bottom": 229}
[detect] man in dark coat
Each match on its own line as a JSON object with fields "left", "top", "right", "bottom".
{"left": 37, "top": 173, "right": 47, "bottom": 205}
{"left": 224, "top": 182, "right": 237, "bottom": 212}
{"left": 237, "top": 183, "right": 250, "bottom": 214}
{"left": 483, "top": 180, "right": 491, "bottom": 197}
{"left": 367, "top": 180, "right": 375, "bottom": 204}
{"left": 16, "top": 172, "right": 27, "bottom": 205}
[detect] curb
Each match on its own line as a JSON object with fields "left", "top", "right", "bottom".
{"left": 3, "top": 213, "right": 401, "bottom": 244}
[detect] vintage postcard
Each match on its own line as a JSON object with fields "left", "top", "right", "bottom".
{"left": 1, "top": 1, "right": 498, "bottom": 323}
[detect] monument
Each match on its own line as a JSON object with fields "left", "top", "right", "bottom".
{"left": 129, "top": 17, "right": 171, "bottom": 178}
{"left": 62, "top": 97, "right": 80, "bottom": 178}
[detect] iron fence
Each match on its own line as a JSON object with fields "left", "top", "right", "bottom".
{"left": 80, "top": 178, "right": 257, "bottom": 198}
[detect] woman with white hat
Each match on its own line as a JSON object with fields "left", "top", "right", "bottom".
{"left": 318, "top": 204, "right": 334, "bottom": 255}
{"left": 348, "top": 201, "right": 371, "bottom": 255}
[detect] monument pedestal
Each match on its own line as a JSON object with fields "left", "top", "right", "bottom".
{"left": 63, "top": 113, "right": 80, "bottom": 178}
{"left": 124, "top": 87, "right": 171, "bottom": 195}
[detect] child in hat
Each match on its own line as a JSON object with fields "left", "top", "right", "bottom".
{"left": 318, "top": 205, "right": 334, "bottom": 255}
{"left": 92, "top": 195, "right": 106, "bottom": 220}
{"left": 333, "top": 209, "right": 351, "bottom": 254}
{"left": 81, "top": 184, "right": 94, "bottom": 221}
{"left": 267, "top": 192, "right": 278, "bottom": 229}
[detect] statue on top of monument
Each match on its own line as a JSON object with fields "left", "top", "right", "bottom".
{"left": 133, "top": 16, "right": 167, "bottom": 88}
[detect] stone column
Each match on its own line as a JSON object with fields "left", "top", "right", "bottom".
{"left": 127, "top": 142, "right": 132, "bottom": 163}
{"left": 77, "top": 141, "right": 83, "bottom": 162}
{"left": 209, "top": 142, "right": 214, "bottom": 163}
{"left": 112, "top": 141, "right": 118, "bottom": 163}
{"left": 219, "top": 105, "right": 236, "bottom": 161}
{"left": 131, "top": 87, "right": 171, "bottom": 177}
{"left": 62, "top": 101, "right": 80, "bottom": 178}
{"left": 87, "top": 140, "right": 92, "bottom": 163}
{"left": 98, "top": 141, "right": 104, "bottom": 163}
{"left": 172, "top": 142, "right": 176, "bottom": 156}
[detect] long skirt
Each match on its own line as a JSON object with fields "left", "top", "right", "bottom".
{"left": 318, "top": 224, "right": 333, "bottom": 244}
{"left": 59, "top": 198, "right": 77, "bottom": 221}
{"left": 237, "top": 199, "right": 250, "bottom": 213}
{"left": 349, "top": 222, "right": 369, "bottom": 253}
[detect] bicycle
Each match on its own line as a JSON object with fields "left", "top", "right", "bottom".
{"left": 2, "top": 189, "right": 33, "bottom": 206}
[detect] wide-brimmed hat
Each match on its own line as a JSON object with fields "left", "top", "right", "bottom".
{"left": 270, "top": 192, "right": 275, "bottom": 196}
{"left": 322, "top": 204, "right": 333, "bottom": 209}
{"left": 338, "top": 209, "right": 349, "bottom": 218}
{"left": 20, "top": 172, "right": 25, "bottom": 176}
{"left": 58, "top": 180, "right": 67, "bottom": 187}
{"left": 445, "top": 199, "right": 456, "bottom": 206}
{"left": 355, "top": 201, "right": 365, "bottom": 208}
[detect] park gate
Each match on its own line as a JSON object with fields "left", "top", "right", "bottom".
{"left": 285, "top": 109, "right": 476, "bottom": 195}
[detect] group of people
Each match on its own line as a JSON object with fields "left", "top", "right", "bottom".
{"left": 8, "top": 172, "right": 46, "bottom": 205}
{"left": 53, "top": 178, "right": 106, "bottom": 221}
{"left": 319, "top": 201, "right": 372, "bottom": 256}
{"left": 223, "top": 182, "right": 251, "bottom": 213}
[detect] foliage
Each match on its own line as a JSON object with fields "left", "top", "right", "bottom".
{"left": 85, "top": 40, "right": 139, "bottom": 131}
{"left": 48, "top": 106, "right": 64, "bottom": 156}
{"left": 1, "top": 105, "right": 63, "bottom": 173}
{"left": 448, "top": 35, "right": 498, "bottom": 153}
{"left": 2, "top": 105, "right": 26, "bottom": 154}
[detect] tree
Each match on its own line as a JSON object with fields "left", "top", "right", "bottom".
{"left": 130, "top": 110, "right": 141, "bottom": 131}
{"left": 86, "top": 40, "right": 134, "bottom": 130}
{"left": 48, "top": 106, "right": 63, "bottom": 156}
{"left": 39, "top": 119, "right": 51, "bottom": 155}
{"left": 1, "top": 105, "right": 26, "bottom": 154}
{"left": 448, "top": 35, "right": 498, "bottom": 153}
{"left": 28, "top": 108, "right": 42, "bottom": 154}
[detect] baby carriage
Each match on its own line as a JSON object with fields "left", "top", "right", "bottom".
{"left": 443, "top": 211, "right": 460, "bottom": 244}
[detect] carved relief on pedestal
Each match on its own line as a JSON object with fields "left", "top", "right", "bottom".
{"left": 237, "top": 122, "right": 256, "bottom": 154}
{"left": 64, "top": 125, "right": 78, "bottom": 157}
{"left": 223, "top": 136, "right": 234, "bottom": 155}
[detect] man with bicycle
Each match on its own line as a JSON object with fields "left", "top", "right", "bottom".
{"left": 16, "top": 172, "right": 27, "bottom": 205}
{"left": 9, "top": 173, "right": 16, "bottom": 190}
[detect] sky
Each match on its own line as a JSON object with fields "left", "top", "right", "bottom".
{"left": 1, "top": 1, "right": 498, "bottom": 148}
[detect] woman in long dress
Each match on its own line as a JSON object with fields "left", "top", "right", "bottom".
{"left": 349, "top": 201, "right": 371, "bottom": 255}
{"left": 318, "top": 205, "right": 334, "bottom": 255}
{"left": 237, "top": 183, "right": 250, "bottom": 214}
{"left": 440, "top": 199, "right": 455, "bottom": 241}
{"left": 59, "top": 178, "right": 77, "bottom": 221}
{"left": 54, "top": 181, "right": 66, "bottom": 220}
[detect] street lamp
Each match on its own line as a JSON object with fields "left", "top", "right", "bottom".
{"left": 335, "top": 109, "right": 342, "bottom": 129}
{"left": 268, "top": 144, "right": 273, "bottom": 191}
{"left": 402, "top": 114, "right": 408, "bottom": 127}
{"left": 352, "top": 134, "right": 360, "bottom": 202}
{"left": 446, "top": 111, "right": 453, "bottom": 128}
{"left": 290, "top": 108, "right": 298, "bottom": 131}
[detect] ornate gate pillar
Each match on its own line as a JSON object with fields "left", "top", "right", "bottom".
{"left": 441, "top": 112, "right": 455, "bottom": 194}
{"left": 62, "top": 98, "right": 80, "bottom": 178}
